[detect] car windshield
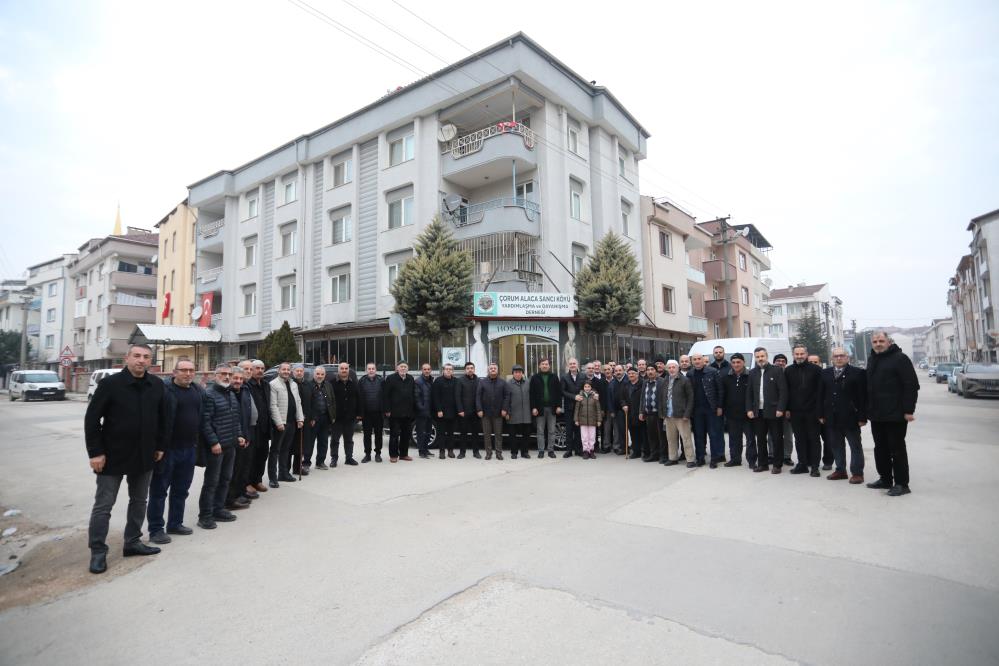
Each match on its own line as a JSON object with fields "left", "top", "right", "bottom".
{"left": 23, "top": 372, "right": 59, "bottom": 383}
{"left": 966, "top": 364, "right": 998, "bottom": 373}
{"left": 936, "top": 364, "right": 959, "bottom": 371}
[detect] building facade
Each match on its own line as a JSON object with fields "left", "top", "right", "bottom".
{"left": 924, "top": 318, "right": 955, "bottom": 365}
{"left": 189, "top": 33, "right": 663, "bottom": 373}
{"left": 154, "top": 200, "right": 201, "bottom": 369}
{"left": 966, "top": 208, "right": 997, "bottom": 362}
{"left": 25, "top": 255, "right": 76, "bottom": 368}
{"left": 765, "top": 283, "right": 845, "bottom": 348}
{"left": 67, "top": 229, "right": 159, "bottom": 370}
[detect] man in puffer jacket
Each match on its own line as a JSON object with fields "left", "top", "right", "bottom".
{"left": 198, "top": 365, "right": 245, "bottom": 530}
{"left": 865, "top": 331, "right": 920, "bottom": 496}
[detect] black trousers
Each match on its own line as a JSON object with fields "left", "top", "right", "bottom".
{"left": 307, "top": 417, "right": 330, "bottom": 466}
{"left": 790, "top": 413, "right": 822, "bottom": 469}
{"left": 726, "top": 417, "right": 753, "bottom": 463}
{"left": 643, "top": 413, "right": 663, "bottom": 460}
{"left": 200, "top": 446, "right": 235, "bottom": 519}
{"left": 435, "top": 416, "right": 456, "bottom": 451}
{"left": 624, "top": 411, "right": 645, "bottom": 455}
{"left": 227, "top": 442, "right": 253, "bottom": 503}
{"left": 269, "top": 424, "right": 297, "bottom": 480}
{"left": 508, "top": 422, "right": 532, "bottom": 453}
{"left": 88, "top": 470, "right": 152, "bottom": 553}
{"left": 362, "top": 411, "right": 383, "bottom": 455}
{"left": 250, "top": 422, "right": 270, "bottom": 484}
{"left": 871, "top": 420, "right": 909, "bottom": 486}
{"left": 563, "top": 405, "right": 581, "bottom": 453}
{"left": 389, "top": 416, "right": 413, "bottom": 458}
{"left": 456, "top": 413, "right": 480, "bottom": 453}
{"left": 330, "top": 418, "right": 355, "bottom": 462}
{"left": 820, "top": 427, "right": 834, "bottom": 466}
{"left": 751, "top": 416, "right": 783, "bottom": 467}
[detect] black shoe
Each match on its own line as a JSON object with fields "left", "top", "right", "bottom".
{"left": 89, "top": 551, "right": 107, "bottom": 574}
{"left": 753, "top": 465, "right": 769, "bottom": 473}
{"left": 810, "top": 468, "right": 821, "bottom": 478}
{"left": 439, "top": 450, "right": 446, "bottom": 459}
{"left": 627, "top": 452, "right": 642, "bottom": 459}
{"left": 473, "top": 451, "right": 482, "bottom": 459}
{"left": 299, "top": 468, "right": 310, "bottom": 476}
{"left": 167, "top": 525, "right": 193, "bottom": 536}
{"left": 375, "top": 454, "right": 383, "bottom": 463}
{"left": 457, "top": 451, "right": 466, "bottom": 459}
{"left": 149, "top": 531, "right": 172, "bottom": 545}
{"left": 867, "top": 478, "right": 891, "bottom": 489}
{"left": 315, "top": 462, "right": 329, "bottom": 470}
{"left": 709, "top": 461, "right": 718, "bottom": 469}
{"left": 887, "top": 484, "right": 911, "bottom": 496}
{"left": 614, "top": 450, "right": 624, "bottom": 455}
{"left": 511, "top": 452, "right": 519, "bottom": 459}
{"left": 447, "top": 450, "right": 455, "bottom": 458}
{"left": 790, "top": 465, "right": 809, "bottom": 475}
{"left": 563, "top": 451, "right": 573, "bottom": 458}
{"left": 268, "top": 480, "right": 279, "bottom": 489}
{"left": 419, "top": 451, "right": 430, "bottom": 459}
{"left": 822, "top": 463, "right": 833, "bottom": 471}
{"left": 664, "top": 459, "right": 679, "bottom": 466}
{"left": 537, "top": 451, "right": 544, "bottom": 459}
{"left": 485, "top": 451, "right": 493, "bottom": 461}
{"left": 123, "top": 542, "right": 161, "bottom": 557}
{"left": 547, "top": 451, "right": 556, "bottom": 458}
{"left": 345, "top": 458, "right": 359, "bottom": 466}
{"left": 496, "top": 452, "right": 504, "bottom": 461}
{"left": 783, "top": 457, "right": 794, "bottom": 466}
{"left": 279, "top": 474, "right": 297, "bottom": 482}
{"left": 213, "top": 510, "right": 236, "bottom": 522}
{"left": 696, "top": 459, "right": 706, "bottom": 467}
{"left": 362, "top": 454, "right": 371, "bottom": 463}
{"left": 723, "top": 459, "right": 741, "bottom": 467}
{"left": 686, "top": 462, "right": 697, "bottom": 468}
{"left": 331, "top": 460, "right": 338, "bottom": 468}
{"left": 521, "top": 451, "right": 531, "bottom": 459}
{"left": 198, "top": 518, "right": 217, "bottom": 530}
{"left": 642, "top": 457, "right": 657, "bottom": 463}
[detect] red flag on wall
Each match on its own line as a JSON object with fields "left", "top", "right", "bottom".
{"left": 162, "top": 292, "right": 171, "bottom": 321}
{"left": 199, "top": 293, "right": 214, "bottom": 327}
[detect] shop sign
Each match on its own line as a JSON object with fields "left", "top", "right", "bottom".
{"left": 487, "top": 320, "right": 560, "bottom": 341}
{"left": 473, "top": 291, "right": 574, "bottom": 318}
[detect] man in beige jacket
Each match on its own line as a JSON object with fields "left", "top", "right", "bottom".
{"left": 268, "top": 363, "right": 304, "bottom": 487}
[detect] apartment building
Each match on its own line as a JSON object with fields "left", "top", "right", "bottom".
{"left": 189, "top": 33, "right": 662, "bottom": 372}
{"left": 153, "top": 199, "right": 201, "bottom": 368}
{"left": 0, "top": 280, "right": 38, "bottom": 352}
{"left": 67, "top": 228, "right": 159, "bottom": 370}
{"left": 965, "top": 208, "right": 997, "bottom": 362}
{"left": 25, "top": 255, "right": 76, "bottom": 368}
{"left": 688, "top": 220, "right": 773, "bottom": 339}
{"left": 765, "top": 283, "right": 845, "bottom": 347}
{"left": 639, "top": 196, "right": 712, "bottom": 344}
{"left": 924, "top": 318, "right": 955, "bottom": 365}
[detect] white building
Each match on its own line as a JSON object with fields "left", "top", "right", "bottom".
{"left": 25, "top": 255, "right": 76, "bottom": 368}
{"left": 966, "top": 208, "right": 998, "bottom": 362}
{"left": 924, "top": 318, "right": 955, "bottom": 365}
{"left": 188, "top": 33, "right": 668, "bottom": 370}
{"left": 765, "top": 283, "right": 844, "bottom": 347}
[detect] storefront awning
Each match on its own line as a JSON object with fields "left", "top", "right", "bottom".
{"left": 128, "top": 324, "right": 222, "bottom": 346}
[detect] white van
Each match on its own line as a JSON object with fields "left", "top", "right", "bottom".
{"left": 8, "top": 370, "right": 66, "bottom": 401}
{"left": 687, "top": 338, "right": 793, "bottom": 369}
{"left": 87, "top": 368, "right": 121, "bottom": 400}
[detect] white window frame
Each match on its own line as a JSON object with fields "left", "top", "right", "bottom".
{"left": 280, "top": 223, "right": 297, "bottom": 257}
{"left": 330, "top": 211, "right": 352, "bottom": 244}
{"left": 243, "top": 235, "right": 257, "bottom": 268}
{"left": 738, "top": 252, "right": 747, "bottom": 271}
{"left": 242, "top": 285, "right": 257, "bottom": 316}
{"left": 46, "top": 308, "right": 56, "bottom": 323}
{"left": 752, "top": 260, "right": 760, "bottom": 278}
{"left": 97, "top": 295, "right": 104, "bottom": 310}
{"left": 567, "top": 125, "right": 579, "bottom": 154}
{"left": 621, "top": 200, "right": 632, "bottom": 237}
{"left": 388, "top": 196, "right": 414, "bottom": 230}
{"left": 741, "top": 286, "right": 750, "bottom": 305}
{"left": 754, "top": 292, "right": 762, "bottom": 309}
{"left": 662, "top": 285, "right": 675, "bottom": 313}
{"left": 284, "top": 179, "right": 297, "bottom": 205}
{"left": 44, "top": 334, "right": 54, "bottom": 349}
{"left": 389, "top": 134, "right": 415, "bottom": 166}
{"left": 47, "top": 283, "right": 57, "bottom": 297}
{"left": 743, "top": 321, "right": 752, "bottom": 337}
{"left": 247, "top": 197, "right": 258, "bottom": 219}
{"left": 332, "top": 158, "right": 353, "bottom": 187}
{"left": 659, "top": 230, "right": 672, "bottom": 258}
{"left": 279, "top": 278, "right": 297, "bottom": 311}
{"left": 329, "top": 267, "right": 351, "bottom": 304}
{"left": 569, "top": 179, "right": 583, "bottom": 221}
{"left": 387, "top": 263, "right": 400, "bottom": 291}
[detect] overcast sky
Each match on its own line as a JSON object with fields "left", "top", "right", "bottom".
{"left": 1, "top": 0, "right": 996, "bottom": 327}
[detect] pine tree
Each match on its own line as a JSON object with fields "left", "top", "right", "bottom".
{"left": 574, "top": 232, "right": 643, "bottom": 337}
{"left": 390, "top": 217, "right": 473, "bottom": 344}
{"left": 793, "top": 307, "right": 831, "bottom": 361}
{"left": 259, "top": 320, "right": 301, "bottom": 368}
{"left": 0, "top": 330, "right": 28, "bottom": 367}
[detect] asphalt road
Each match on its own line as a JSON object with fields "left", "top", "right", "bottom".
{"left": 0, "top": 382, "right": 997, "bottom": 665}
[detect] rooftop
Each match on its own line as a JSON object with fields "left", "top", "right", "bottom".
{"left": 766, "top": 283, "right": 827, "bottom": 300}
{"left": 968, "top": 207, "right": 999, "bottom": 230}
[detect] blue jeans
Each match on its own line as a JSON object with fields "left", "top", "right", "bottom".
{"left": 692, "top": 406, "right": 725, "bottom": 461}
{"left": 146, "top": 447, "right": 197, "bottom": 534}
{"left": 827, "top": 421, "right": 865, "bottom": 475}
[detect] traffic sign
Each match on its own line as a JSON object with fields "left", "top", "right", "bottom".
{"left": 59, "top": 345, "right": 75, "bottom": 360}
{"left": 60, "top": 357, "right": 72, "bottom": 367}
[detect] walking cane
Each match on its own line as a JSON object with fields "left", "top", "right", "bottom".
{"left": 624, "top": 409, "right": 630, "bottom": 458}
{"left": 298, "top": 426, "right": 303, "bottom": 481}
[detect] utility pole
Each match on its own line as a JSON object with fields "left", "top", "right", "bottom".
{"left": 18, "top": 293, "right": 31, "bottom": 368}
{"left": 710, "top": 216, "right": 734, "bottom": 338}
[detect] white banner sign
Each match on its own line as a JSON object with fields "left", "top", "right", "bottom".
{"left": 474, "top": 292, "right": 574, "bottom": 318}
{"left": 487, "top": 320, "right": 560, "bottom": 341}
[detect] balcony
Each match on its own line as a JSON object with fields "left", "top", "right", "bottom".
{"left": 108, "top": 271, "right": 156, "bottom": 292}
{"left": 198, "top": 217, "right": 225, "bottom": 238}
{"left": 73, "top": 316, "right": 86, "bottom": 330}
{"left": 442, "top": 123, "right": 537, "bottom": 188}
{"left": 76, "top": 286, "right": 87, "bottom": 299}
{"left": 197, "top": 266, "right": 224, "bottom": 294}
{"left": 72, "top": 344, "right": 84, "bottom": 358}
{"left": 704, "top": 298, "right": 739, "bottom": 321}
{"left": 456, "top": 232, "right": 543, "bottom": 293}
{"left": 107, "top": 303, "right": 156, "bottom": 324}
{"left": 686, "top": 265, "right": 706, "bottom": 285}
{"left": 688, "top": 315, "right": 708, "bottom": 334}
{"left": 443, "top": 197, "right": 540, "bottom": 240}
{"left": 702, "top": 259, "right": 737, "bottom": 283}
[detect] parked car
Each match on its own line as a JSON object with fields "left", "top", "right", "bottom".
{"left": 9, "top": 370, "right": 66, "bottom": 401}
{"left": 688, "top": 337, "right": 793, "bottom": 370}
{"left": 954, "top": 363, "right": 999, "bottom": 399}
{"left": 87, "top": 368, "right": 121, "bottom": 400}
{"left": 262, "top": 363, "right": 316, "bottom": 383}
{"left": 948, "top": 372, "right": 959, "bottom": 393}
{"left": 933, "top": 362, "right": 961, "bottom": 384}
{"left": 928, "top": 368, "right": 936, "bottom": 378}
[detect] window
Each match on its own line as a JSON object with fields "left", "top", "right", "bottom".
{"left": 787, "top": 303, "right": 801, "bottom": 316}
{"left": 387, "top": 264, "right": 400, "bottom": 290}
{"left": 743, "top": 322, "right": 752, "bottom": 337}
{"left": 46, "top": 308, "right": 56, "bottom": 323}
{"left": 389, "top": 134, "right": 415, "bottom": 166}
{"left": 740, "top": 286, "right": 750, "bottom": 305}
{"left": 283, "top": 176, "right": 297, "bottom": 205}
{"left": 88, "top": 270, "right": 93, "bottom": 285}
{"left": 662, "top": 286, "right": 675, "bottom": 313}
{"left": 247, "top": 197, "right": 258, "bottom": 219}
{"left": 97, "top": 263, "right": 104, "bottom": 279}
{"left": 44, "top": 334, "right": 54, "bottom": 349}
{"left": 714, "top": 323, "right": 721, "bottom": 338}
{"left": 328, "top": 265, "right": 351, "bottom": 303}
{"left": 96, "top": 325, "right": 103, "bottom": 341}
{"left": 754, "top": 292, "right": 762, "bottom": 309}
{"left": 770, "top": 304, "right": 782, "bottom": 316}
{"left": 242, "top": 284, "right": 257, "bottom": 316}
{"left": 332, "top": 158, "right": 353, "bottom": 187}
{"left": 659, "top": 231, "right": 672, "bottom": 258}
{"left": 330, "top": 209, "right": 352, "bottom": 244}
{"left": 752, "top": 260, "right": 760, "bottom": 278}
{"left": 516, "top": 181, "right": 534, "bottom": 200}
{"left": 567, "top": 118, "right": 580, "bottom": 154}
{"left": 86, "top": 328, "right": 91, "bottom": 343}
{"left": 569, "top": 179, "right": 583, "bottom": 220}
{"left": 48, "top": 283, "right": 57, "bottom": 297}
{"left": 572, "top": 244, "right": 586, "bottom": 275}
{"left": 97, "top": 295, "right": 104, "bottom": 310}
{"left": 621, "top": 200, "right": 632, "bottom": 236}
{"left": 172, "top": 232, "right": 177, "bottom": 252}
{"left": 279, "top": 275, "right": 296, "bottom": 310}
{"left": 162, "top": 240, "right": 168, "bottom": 260}
{"left": 770, "top": 323, "right": 784, "bottom": 335}
{"left": 170, "top": 270, "right": 175, "bottom": 291}
{"left": 190, "top": 263, "right": 196, "bottom": 286}
{"left": 388, "top": 195, "right": 414, "bottom": 229}
{"left": 243, "top": 235, "right": 257, "bottom": 268}
{"left": 738, "top": 252, "right": 747, "bottom": 271}
{"left": 619, "top": 150, "right": 627, "bottom": 178}
{"left": 280, "top": 222, "right": 297, "bottom": 256}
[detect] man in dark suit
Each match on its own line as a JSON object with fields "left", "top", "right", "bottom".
{"left": 560, "top": 358, "right": 586, "bottom": 458}
{"left": 818, "top": 348, "right": 867, "bottom": 483}
{"left": 746, "top": 346, "right": 788, "bottom": 474}
{"left": 865, "top": 331, "right": 920, "bottom": 496}
{"left": 617, "top": 366, "right": 645, "bottom": 459}
{"left": 718, "top": 353, "right": 753, "bottom": 467}
{"left": 784, "top": 345, "right": 824, "bottom": 477}
{"left": 329, "top": 362, "right": 360, "bottom": 466}
{"left": 639, "top": 365, "right": 664, "bottom": 462}
{"left": 382, "top": 361, "right": 417, "bottom": 463}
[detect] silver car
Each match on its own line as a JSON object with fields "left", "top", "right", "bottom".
{"left": 954, "top": 364, "right": 999, "bottom": 398}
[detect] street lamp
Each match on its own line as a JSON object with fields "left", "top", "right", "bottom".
{"left": 17, "top": 290, "right": 35, "bottom": 369}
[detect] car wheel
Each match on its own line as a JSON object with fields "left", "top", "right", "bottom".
{"left": 962, "top": 390, "right": 971, "bottom": 399}
{"left": 553, "top": 421, "right": 567, "bottom": 450}
{"left": 8, "top": 393, "right": 14, "bottom": 402}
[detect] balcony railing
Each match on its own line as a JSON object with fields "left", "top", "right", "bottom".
{"left": 688, "top": 315, "right": 708, "bottom": 334}
{"left": 443, "top": 197, "right": 541, "bottom": 228}
{"left": 686, "top": 265, "right": 706, "bottom": 285}
{"left": 444, "top": 122, "right": 536, "bottom": 159}
{"left": 198, "top": 266, "right": 223, "bottom": 284}
{"left": 198, "top": 218, "right": 225, "bottom": 238}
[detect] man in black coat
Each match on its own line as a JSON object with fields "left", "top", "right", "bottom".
{"left": 431, "top": 363, "right": 460, "bottom": 458}
{"left": 246, "top": 360, "right": 272, "bottom": 492}
{"left": 560, "top": 358, "right": 586, "bottom": 458}
{"left": 330, "top": 362, "right": 360, "bottom": 466}
{"left": 784, "top": 345, "right": 824, "bottom": 477}
{"left": 746, "top": 346, "right": 788, "bottom": 473}
{"left": 455, "top": 362, "right": 481, "bottom": 459}
{"left": 585, "top": 362, "right": 609, "bottom": 452}
{"left": 357, "top": 363, "right": 385, "bottom": 463}
{"left": 415, "top": 363, "right": 436, "bottom": 459}
{"left": 819, "top": 348, "right": 868, "bottom": 483}
{"left": 383, "top": 361, "right": 417, "bottom": 462}
{"left": 689, "top": 354, "right": 722, "bottom": 467}
{"left": 710, "top": 345, "right": 732, "bottom": 377}
{"left": 529, "top": 358, "right": 562, "bottom": 458}
{"left": 225, "top": 364, "right": 256, "bottom": 510}
{"left": 718, "top": 353, "right": 752, "bottom": 467}
{"left": 617, "top": 366, "right": 645, "bottom": 458}
{"left": 639, "top": 365, "right": 664, "bottom": 462}
{"left": 300, "top": 365, "right": 334, "bottom": 469}
{"left": 865, "top": 332, "right": 920, "bottom": 496}
{"left": 84, "top": 344, "right": 168, "bottom": 573}
{"left": 198, "top": 365, "right": 245, "bottom": 530}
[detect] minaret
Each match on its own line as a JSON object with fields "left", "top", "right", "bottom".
{"left": 112, "top": 203, "right": 122, "bottom": 235}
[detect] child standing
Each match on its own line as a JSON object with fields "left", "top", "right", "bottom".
{"left": 574, "top": 381, "right": 603, "bottom": 460}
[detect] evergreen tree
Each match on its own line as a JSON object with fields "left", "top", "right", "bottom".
{"left": 793, "top": 307, "right": 831, "bottom": 361}
{"left": 0, "top": 330, "right": 28, "bottom": 367}
{"left": 390, "top": 217, "right": 473, "bottom": 345}
{"left": 259, "top": 320, "right": 301, "bottom": 368}
{"left": 574, "top": 232, "right": 643, "bottom": 337}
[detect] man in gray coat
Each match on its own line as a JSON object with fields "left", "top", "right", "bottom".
{"left": 477, "top": 362, "right": 511, "bottom": 460}
{"left": 659, "top": 360, "right": 695, "bottom": 467}
{"left": 199, "top": 365, "right": 245, "bottom": 530}
{"left": 268, "top": 362, "right": 304, "bottom": 487}
{"left": 506, "top": 364, "right": 533, "bottom": 459}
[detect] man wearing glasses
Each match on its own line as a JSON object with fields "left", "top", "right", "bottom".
{"left": 818, "top": 348, "right": 867, "bottom": 484}
{"left": 198, "top": 364, "right": 246, "bottom": 529}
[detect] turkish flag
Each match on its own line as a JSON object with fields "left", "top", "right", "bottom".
{"left": 199, "top": 293, "right": 214, "bottom": 327}
{"left": 161, "top": 292, "right": 171, "bottom": 321}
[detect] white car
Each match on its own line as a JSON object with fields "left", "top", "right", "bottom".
{"left": 87, "top": 368, "right": 121, "bottom": 400}
{"left": 8, "top": 370, "right": 67, "bottom": 401}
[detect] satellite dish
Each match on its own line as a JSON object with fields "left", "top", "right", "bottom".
{"left": 437, "top": 123, "right": 458, "bottom": 142}
{"left": 388, "top": 313, "right": 406, "bottom": 337}
{"left": 443, "top": 194, "right": 464, "bottom": 214}
{"left": 150, "top": 254, "right": 158, "bottom": 264}
{"left": 191, "top": 305, "right": 203, "bottom": 321}
{"left": 101, "top": 338, "right": 112, "bottom": 350}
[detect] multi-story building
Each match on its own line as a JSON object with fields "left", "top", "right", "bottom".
{"left": 25, "top": 255, "right": 76, "bottom": 368}
{"left": 639, "top": 196, "right": 712, "bottom": 345}
{"left": 688, "top": 220, "right": 773, "bottom": 339}
{"left": 948, "top": 254, "right": 982, "bottom": 362}
{"left": 0, "top": 280, "right": 39, "bottom": 365}
{"left": 924, "top": 318, "right": 955, "bottom": 365}
{"left": 67, "top": 228, "right": 159, "bottom": 370}
{"left": 189, "top": 33, "right": 669, "bottom": 373}
{"left": 764, "top": 283, "right": 845, "bottom": 347}
{"left": 966, "top": 208, "right": 997, "bottom": 362}
{"left": 154, "top": 199, "right": 201, "bottom": 368}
